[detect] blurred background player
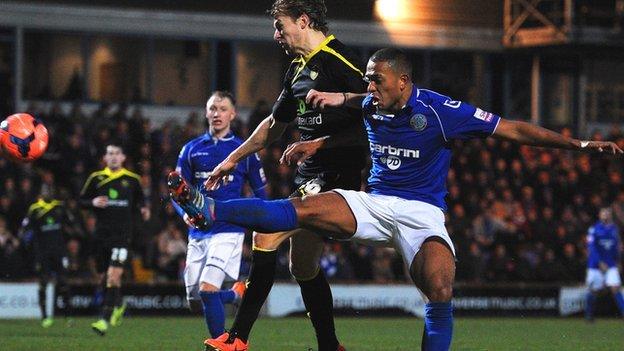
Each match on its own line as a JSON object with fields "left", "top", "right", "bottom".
{"left": 171, "top": 91, "right": 267, "bottom": 342}
{"left": 202, "top": 1, "right": 367, "bottom": 350}
{"left": 585, "top": 207, "right": 624, "bottom": 321}
{"left": 21, "top": 185, "right": 80, "bottom": 328}
{"left": 80, "top": 143, "right": 151, "bottom": 335}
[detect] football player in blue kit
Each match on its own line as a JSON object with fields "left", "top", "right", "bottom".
{"left": 169, "top": 48, "right": 622, "bottom": 350}
{"left": 171, "top": 91, "right": 267, "bottom": 342}
{"left": 585, "top": 207, "right": 624, "bottom": 321}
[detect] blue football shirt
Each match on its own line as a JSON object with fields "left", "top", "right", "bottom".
{"left": 362, "top": 86, "right": 500, "bottom": 211}
{"left": 175, "top": 131, "right": 267, "bottom": 239}
{"left": 587, "top": 221, "right": 621, "bottom": 269}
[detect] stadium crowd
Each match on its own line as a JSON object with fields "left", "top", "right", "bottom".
{"left": 1, "top": 101, "right": 623, "bottom": 285}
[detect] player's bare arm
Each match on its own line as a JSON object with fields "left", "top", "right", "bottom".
{"left": 205, "top": 115, "right": 288, "bottom": 190}
{"left": 492, "top": 118, "right": 623, "bottom": 154}
{"left": 306, "top": 89, "right": 366, "bottom": 109}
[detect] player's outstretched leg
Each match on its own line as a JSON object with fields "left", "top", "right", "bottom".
{"left": 167, "top": 171, "right": 298, "bottom": 233}
{"left": 168, "top": 171, "right": 214, "bottom": 230}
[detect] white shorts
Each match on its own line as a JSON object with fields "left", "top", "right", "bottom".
{"left": 586, "top": 267, "right": 622, "bottom": 290}
{"left": 333, "top": 190, "right": 455, "bottom": 268}
{"left": 184, "top": 232, "right": 244, "bottom": 301}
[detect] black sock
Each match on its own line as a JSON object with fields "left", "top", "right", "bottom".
{"left": 297, "top": 270, "right": 338, "bottom": 351}
{"left": 38, "top": 283, "right": 47, "bottom": 319}
{"left": 113, "top": 286, "right": 122, "bottom": 307}
{"left": 102, "top": 287, "right": 120, "bottom": 320}
{"left": 230, "top": 249, "right": 277, "bottom": 342}
{"left": 57, "top": 276, "right": 71, "bottom": 318}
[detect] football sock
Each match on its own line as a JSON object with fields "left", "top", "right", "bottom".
{"left": 614, "top": 291, "right": 624, "bottom": 316}
{"left": 297, "top": 270, "right": 338, "bottom": 351}
{"left": 214, "top": 199, "right": 298, "bottom": 233}
{"left": 585, "top": 291, "right": 595, "bottom": 320}
{"left": 422, "top": 302, "right": 453, "bottom": 351}
{"left": 112, "top": 286, "right": 122, "bottom": 307}
{"left": 200, "top": 290, "right": 226, "bottom": 338}
{"left": 38, "top": 283, "right": 47, "bottom": 319}
{"left": 230, "top": 249, "right": 277, "bottom": 342}
{"left": 102, "top": 287, "right": 120, "bottom": 321}
{"left": 219, "top": 290, "right": 236, "bottom": 304}
{"left": 57, "top": 279, "right": 71, "bottom": 317}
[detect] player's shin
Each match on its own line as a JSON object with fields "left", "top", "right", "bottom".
{"left": 214, "top": 198, "right": 298, "bottom": 233}
{"left": 585, "top": 291, "right": 596, "bottom": 321}
{"left": 230, "top": 248, "right": 278, "bottom": 341}
{"left": 57, "top": 278, "right": 71, "bottom": 318}
{"left": 38, "top": 281, "right": 47, "bottom": 319}
{"left": 422, "top": 302, "right": 453, "bottom": 351}
{"left": 297, "top": 269, "right": 339, "bottom": 351}
{"left": 200, "top": 291, "right": 226, "bottom": 338}
{"left": 614, "top": 290, "right": 624, "bottom": 316}
{"left": 102, "top": 287, "right": 119, "bottom": 321}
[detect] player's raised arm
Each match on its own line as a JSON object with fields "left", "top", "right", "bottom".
{"left": 492, "top": 118, "right": 623, "bottom": 154}
{"left": 280, "top": 126, "right": 366, "bottom": 166}
{"left": 205, "top": 115, "right": 288, "bottom": 190}
{"left": 306, "top": 89, "right": 366, "bottom": 110}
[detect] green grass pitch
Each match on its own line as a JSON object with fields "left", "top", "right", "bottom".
{"left": 1, "top": 316, "right": 622, "bottom": 350}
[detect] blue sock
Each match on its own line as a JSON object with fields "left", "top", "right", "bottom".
{"left": 199, "top": 291, "right": 225, "bottom": 338}
{"left": 422, "top": 302, "right": 453, "bottom": 351}
{"left": 219, "top": 290, "right": 236, "bottom": 304}
{"left": 214, "top": 198, "right": 298, "bottom": 233}
{"left": 585, "top": 291, "right": 595, "bottom": 320}
{"left": 614, "top": 291, "right": 624, "bottom": 316}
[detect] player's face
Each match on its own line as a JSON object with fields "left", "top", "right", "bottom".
{"left": 365, "top": 60, "right": 406, "bottom": 112}
{"left": 104, "top": 145, "right": 125, "bottom": 170}
{"left": 273, "top": 15, "right": 305, "bottom": 56}
{"left": 206, "top": 95, "right": 236, "bottom": 135}
{"left": 599, "top": 208, "right": 612, "bottom": 222}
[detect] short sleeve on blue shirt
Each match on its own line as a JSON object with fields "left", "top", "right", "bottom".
{"left": 429, "top": 94, "right": 500, "bottom": 140}
{"left": 176, "top": 143, "right": 193, "bottom": 182}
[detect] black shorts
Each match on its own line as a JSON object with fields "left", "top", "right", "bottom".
{"left": 34, "top": 249, "right": 66, "bottom": 277}
{"left": 94, "top": 243, "right": 131, "bottom": 273}
{"left": 291, "top": 169, "right": 363, "bottom": 198}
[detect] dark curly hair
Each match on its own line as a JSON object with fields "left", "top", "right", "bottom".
{"left": 269, "top": 0, "right": 329, "bottom": 34}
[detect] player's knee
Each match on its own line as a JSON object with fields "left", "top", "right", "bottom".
{"left": 199, "top": 282, "right": 219, "bottom": 292}
{"left": 425, "top": 282, "right": 453, "bottom": 303}
{"left": 289, "top": 261, "right": 319, "bottom": 281}
{"left": 290, "top": 197, "right": 318, "bottom": 224}
{"left": 107, "top": 274, "right": 122, "bottom": 287}
{"left": 253, "top": 233, "right": 281, "bottom": 251}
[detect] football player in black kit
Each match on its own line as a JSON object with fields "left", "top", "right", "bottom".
{"left": 22, "top": 185, "right": 80, "bottom": 328}
{"left": 198, "top": 1, "right": 367, "bottom": 350}
{"left": 80, "top": 142, "right": 150, "bottom": 335}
